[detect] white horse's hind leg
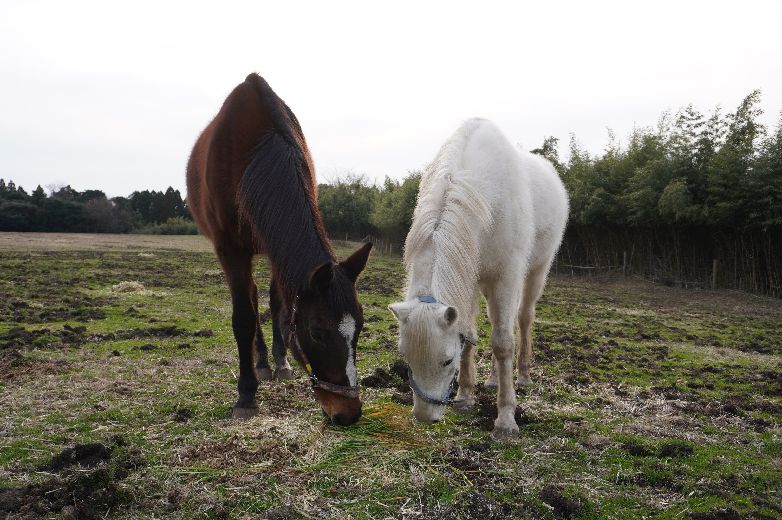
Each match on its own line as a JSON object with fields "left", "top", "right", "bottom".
{"left": 517, "top": 263, "right": 548, "bottom": 388}
{"left": 483, "top": 299, "right": 498, "bottom": 388}
{"left": 486, "top": 284, "right": 522, "bottom": 440}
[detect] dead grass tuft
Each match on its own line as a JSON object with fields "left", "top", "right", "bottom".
{"left": 111, "top": 281, "right": 146, "bottom": 293}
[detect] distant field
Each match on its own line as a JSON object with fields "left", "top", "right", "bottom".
{"left": 0, "top": 233, "right": 780, "bottom": 519}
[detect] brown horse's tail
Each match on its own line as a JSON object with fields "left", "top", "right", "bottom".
{"left": 237, "top": 74, "right": 332, "bottom": 289}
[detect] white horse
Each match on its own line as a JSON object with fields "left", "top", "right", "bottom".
{"left": 389, "top": 118, "right": 568, "bottom": 439}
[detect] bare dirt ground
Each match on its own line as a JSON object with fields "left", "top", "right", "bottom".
{"left": 0, "top": 232, "right": 213, "bottom": 252}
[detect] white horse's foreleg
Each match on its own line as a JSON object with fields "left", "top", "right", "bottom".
{"left": 517, "top": 263, "right": 548, "bottom": 388}
{"left": 490, "top": 324, "right": 517, "bottom": 439}
{"left": 454, "top": 342, "right": 476, "bottom": 412}
{"left": 487, "top": 287, "right": 521, "bottom": 440}
{"left": 455, "top": 292, "right": 480, "bottom": 412}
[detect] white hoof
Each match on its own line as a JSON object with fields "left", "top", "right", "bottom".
{"left": 516, "top": 375, "right": 533, "bottom": 388}
{"left": 274, "top": 367, "right": 295, "bottom": 380}
{"left": 491, "top": 421, "right": 519, "bottom": 441}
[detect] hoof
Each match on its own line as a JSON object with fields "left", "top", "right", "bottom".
{"left": 232, "top": 406, "right": 259, "bottom": 420}
{"left": 256, "top": 367, "right": 273, "bottom": 381}
{"left": 516, "top": 375, "right": 533, "bottom": 388}
{"left": 274, "top": 367, "right": 295, "bottom": 380}
{"left": 491, "top": 423, "right": 519, "bottom": 441}
{"left": 484, "top": 378, "right": 498, "bottom": 389}
{"left": 452, "top": 399, "right": 475, "bottom": 414}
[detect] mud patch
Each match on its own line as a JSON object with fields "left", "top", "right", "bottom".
{"left": 46, "top": 442, "right": 112, "bottom": 470}
{"left": 467, "top": 387, "right": 530, "bottom": 432}
{"left": 0, "top": 439, "right": 143, "bottom": 520}
{"left": 391, "top": 391, "right": 413, "bottom": 405}
{"left": 2, "top": 294, "right": 108, "bottom": 324}
{"left": 361, "top": 367, "right": 393, "bottom": 388}
{"left": 172, "top": 407, "right": 193, "bottom": 423}
{"left": 363, "top": 360, "right": 410, "bottom": 390}
{"left": 265, "top": 505, "right": 306, "bottom": 519}
{"left": 659, "top": 440, "right": 694, "bottom": 458}
{"left": 689, "top": 508, "right": 742, "bottom": 520}
{"left": 539, "top": 484, "right": 586, "bottom": 518}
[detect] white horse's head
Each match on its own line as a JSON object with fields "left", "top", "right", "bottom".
{"left": 389, "top": 298, "right": 461, "bottom": 423}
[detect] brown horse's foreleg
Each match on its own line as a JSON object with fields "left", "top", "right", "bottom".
{"left": 269, "top": 281, "right": 294, "bottom": 380}
{"left": 217, "top": 246, "right": 260, "bottom": 419}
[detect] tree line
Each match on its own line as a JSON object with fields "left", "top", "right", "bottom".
{"left": 1, "top": 90, "right": 779, "bottom": 293}
{"left": 547, "top": 90, "right": 781, "bottom": 295}
{"left": 0, "top": 182, "right": 195, "bottom": 234}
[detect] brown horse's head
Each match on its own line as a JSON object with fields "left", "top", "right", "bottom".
{"left": 291, "top": 242, "right": 372, "bottom": 426}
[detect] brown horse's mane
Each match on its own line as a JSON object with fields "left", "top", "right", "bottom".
{"left": 238, "top": 74, "right": 335, "bottom": 297}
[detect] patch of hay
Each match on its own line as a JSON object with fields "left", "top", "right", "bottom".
{"left": 111, "top": 281, "right": 145, "bottom": 293}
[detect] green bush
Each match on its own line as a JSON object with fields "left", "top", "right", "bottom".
{"left": 132, "top": 217, "right": 199, "bottom": 235}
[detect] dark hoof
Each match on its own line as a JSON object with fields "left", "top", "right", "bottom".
{"left": 256, "top": 367, "right": 273, "bottom": 381}
{"left": 274, "top": 367, "right": 295, "bottom": 380}
{"left": 232, "top": 406, "right": 259, "bottom": 420}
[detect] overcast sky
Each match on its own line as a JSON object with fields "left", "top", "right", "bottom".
{"left": 1, "top": 1, "right": 781, "bottom": 197}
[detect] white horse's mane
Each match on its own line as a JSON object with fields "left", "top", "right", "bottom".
{"left": 404, "top": 119, "right": 494, "bottom": 319}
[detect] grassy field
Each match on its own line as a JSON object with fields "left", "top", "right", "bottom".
{"left": 0, "top": 233, "right": 780, "bottom": 519}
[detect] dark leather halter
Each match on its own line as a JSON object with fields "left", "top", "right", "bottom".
{"left": 286, "top": 295, "right": 360, "bottom": 399}
{"left": 407, "top": 295, "right": 477, "bottom": 407}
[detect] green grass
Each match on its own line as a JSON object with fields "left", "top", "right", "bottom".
{"left": 0, "top": 234, "right": 780, "bottom": 519}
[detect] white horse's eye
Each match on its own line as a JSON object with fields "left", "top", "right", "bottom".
{"left": 443, "top": 358, "right": 454, "bottom": 367}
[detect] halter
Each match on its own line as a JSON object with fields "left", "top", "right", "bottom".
{"left": 286, "top": 295, "right": 360, "bottom": 399}
{"left": 406, "top": 295, "right": 477, "bottom": 407}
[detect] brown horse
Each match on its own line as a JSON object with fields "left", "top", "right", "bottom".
{"left": 186, "top": 73, "right": 372, "bottom": 425}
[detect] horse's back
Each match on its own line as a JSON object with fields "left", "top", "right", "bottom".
{"left": 456, "top": 119, "right": 568, "bottom": 268}
{"left": 519, "top": 151, "right": 569, "bottom": 265}
{"left": 186, "top": 74, "right": 276, "bottom": 247}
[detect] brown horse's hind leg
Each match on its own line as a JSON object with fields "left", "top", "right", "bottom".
{"left": 269, "top": 281, "right": 294, "bottom": 380}
{"left": 217, "top": 244, "right": 260, "bottom": 419}
{"left": 252, "top": 279, "right": 273, "bottom": 381}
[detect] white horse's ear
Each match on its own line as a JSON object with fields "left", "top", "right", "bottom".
{"left": 388, "top": 302, "right": 412, "bottom": 323}
{"left": 442, "top": 306, "right": 457, "bottom": 327}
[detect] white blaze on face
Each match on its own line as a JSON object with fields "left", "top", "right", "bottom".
{"left": 338, "top": 314, "right": 357, "bottom": 386}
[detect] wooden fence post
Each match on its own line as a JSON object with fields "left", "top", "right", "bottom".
{"left": 712, "top": 259, "right": 718, "bottom": 289}
{"left": 622, "top": 251, "right": 627, "bottom": 277}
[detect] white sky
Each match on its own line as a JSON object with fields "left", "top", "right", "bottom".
{"left": 1, "top": 1, "right": 781, "bottom": 197}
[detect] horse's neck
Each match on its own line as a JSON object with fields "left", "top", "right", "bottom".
{"left": 406, "top": 243, "right": 474, "bottom": 323}
{"left": 268, "top": 225, "right": 334, "bottom": 299}
{"left": 406, "top": 246, "right": 437, "bottom": 298}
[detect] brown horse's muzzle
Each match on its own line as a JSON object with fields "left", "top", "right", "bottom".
{"left": 315, "top": 388, "right": 362, "bottom": 426}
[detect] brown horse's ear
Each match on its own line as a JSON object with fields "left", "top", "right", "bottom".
{"left": 309, "top": 262, "right": 335, "bottom": 292}
{"left": 340, "top": 242, "right": 373, "bottom": 283}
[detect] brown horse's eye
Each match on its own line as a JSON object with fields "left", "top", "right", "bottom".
{"left": 310, "top": 327, "right": 330, "bottom": 344}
